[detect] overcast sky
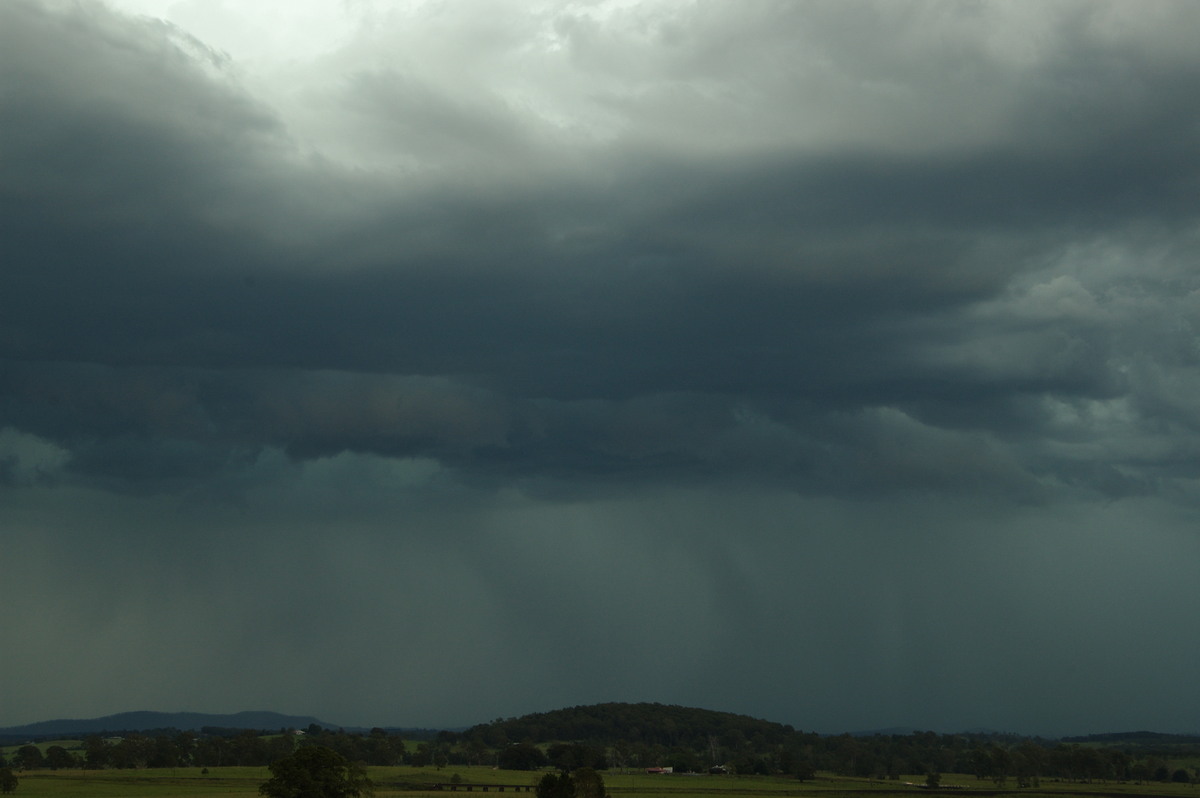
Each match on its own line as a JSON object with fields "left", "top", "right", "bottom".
{"left": 3, "top": 0, "right": 1200, "bottom": 738}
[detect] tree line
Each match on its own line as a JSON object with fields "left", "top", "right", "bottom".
{"left": 0, "top": 726, "right": 405, "bottom": 771}
{"left": 450, "top": 704, "right": 1200, "bottom": 784}
{"left": 3, "top": 703, "right": 1199, "bottom": 785}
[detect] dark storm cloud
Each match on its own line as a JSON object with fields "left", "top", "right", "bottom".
{"left": 4, "top": 0, "right": 1200, "bottom": 733}
{"left": 3, "top": 0, "right": 1198, "bottom": 501}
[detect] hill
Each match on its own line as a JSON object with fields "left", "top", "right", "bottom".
{"left": 0, "top": 710, "right": 335, "bottom": 741}
{"left": 5, "top": 703, "right": 1200, "bottom": 782}
{"left": 463, "top": 702, "right": 804, "bottom": 748}
{"left": 1060, "top": 731, "right": 1200, "bottom": 747}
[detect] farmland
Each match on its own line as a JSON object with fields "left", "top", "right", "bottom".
{"left": 7, "top": 765, "right": 1200, "bottom": 798}
{"left": 5, "top": 705, "right": 1200, "bottom": 798}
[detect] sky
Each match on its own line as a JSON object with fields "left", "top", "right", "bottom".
{"left": 3, "top": 0, "right": 1200, "bottom": 739}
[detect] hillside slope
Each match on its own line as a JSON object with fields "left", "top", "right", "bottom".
{"left": 0, "top": 710, "right": 333, "bottom": 739}
{"left": 463, "top": 702, "right": 803, "bottom": 748}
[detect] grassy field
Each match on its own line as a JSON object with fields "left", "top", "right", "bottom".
{"left": 7, "top": 767, "right": 1200, "bottom": 798}
{"left": 6, "top": 766, "right": 268, "bottom": 798}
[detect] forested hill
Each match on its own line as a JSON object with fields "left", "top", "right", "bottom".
{"left": 0, "top": 710, "right": 333, "bottom": 740}
{"left": 6, "top": 702, "right": 1200, "bottom": 782}
{"left": 463, "top": 702, "right": 800, "bottom": 749}
{"left": 449, "top": 704, "right": 1200, "bottom": 782}
{"left": 1061, "top": 732, "right": 1200, "bottom": 747}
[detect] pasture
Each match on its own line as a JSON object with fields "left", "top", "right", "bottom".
{"left": 7, "top": 766, "right": 1199, "bottom": 798}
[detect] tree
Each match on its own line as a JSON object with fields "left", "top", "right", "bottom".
{"left": 234, "top": 730, "right": 269, "bottom": 766}
{"left": 549, "top": 744, "right": 607, "bottom": 773}
{"left": 988, "top": 747, "right": 1010, "bottom": 786}
{"left": 536, "top": 768, "right": 606, "bottom": 798}
{"left": 0, "top": 767, "right": 16, "bottom": 795}
{"left": 109, "top": 734, "right": 155, "bottom": 769}
{"left": 83, "top": 735, "right": 110, "bottom": 769}
{"left": 537, "top": 772, "right": 574, "bottom": 798}
{"left": 792, "top": 752, "right": 816, "bottom": 782}
{"left": 410, "top": 743, "right": 432, "bottom": 768}
{"left": 466, "top": 739, "right": 489, "bottom": 766}
{"left": 498, "top": 742, "right": 547, "bottom": 771}
{"left": 12, "top": 747, "right": 42, "bottom": 771}
{"left": 43, "top": 746, "right": 75, "bottom": 770}
{"left": 259, "top": 746, "right": 373, "bottom": 798}
{"left": 571, "top": 768, "right": 607, "bottom": 798}
{"left": 548, "top": 743, "right": 585, "bottom": 773}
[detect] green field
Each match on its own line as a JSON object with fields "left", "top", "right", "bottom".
{"left": 7, "top": 767, "right": 1199, "bottom": 798}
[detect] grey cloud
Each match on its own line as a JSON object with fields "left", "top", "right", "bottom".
{"left": 0, "top": 1, "right": 285, "bottom": 216}
{"left": 329, "top": 69, "right": 551, "bottom": 171}
{"left": 5, "top": 0, "right": 1197, "bottom": 396}
{"left": 5, "top": 0, "right": 1200, "bottom": 734}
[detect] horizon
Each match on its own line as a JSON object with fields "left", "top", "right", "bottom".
{"left": 4, "top": 0, "right": 1200, "bottom": 738}
{"left": 4, "top": 704, "right": 1197, "bottom": 742}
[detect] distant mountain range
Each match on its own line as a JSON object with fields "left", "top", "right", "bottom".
{"left": 0, "top": 710, "right": 335, "bottom": 740}
{"left": 1062, "top": 731, "right": 1200, "bottom": 745}
{"left": 3, "top": 706, "right": 1197, "bottom": 747}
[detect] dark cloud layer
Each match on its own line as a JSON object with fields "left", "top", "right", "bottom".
{"left": 3, "top": 0, "right": 1200, "bottom": 735}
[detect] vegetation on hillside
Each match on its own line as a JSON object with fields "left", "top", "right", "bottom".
{"left": 3, "top": 703, "right": 1199, "bottom": 787}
